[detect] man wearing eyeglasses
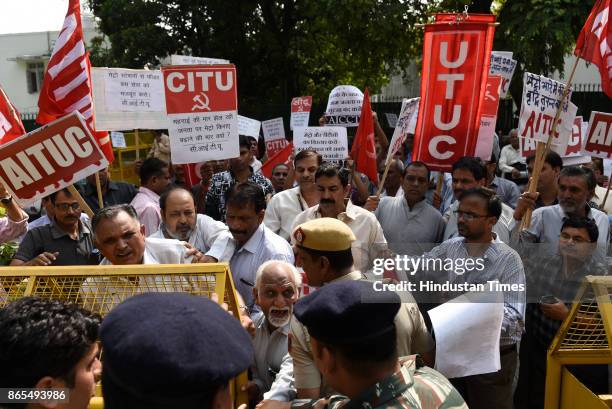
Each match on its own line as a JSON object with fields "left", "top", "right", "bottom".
{"left": 418, "top": 187, "right": 525, "bottom": 409}
{"left": 11, "top": 188, "right": 99, "bottom": 266}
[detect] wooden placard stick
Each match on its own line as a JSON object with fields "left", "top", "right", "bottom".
{"left": 520, "top": 58, "right": 580, "bottom": 231}
{"left": 94, "top": 172, "right": 104, "bottom": 209}
{"left": 67, "top": 185, "right": 94, "bottom": 218}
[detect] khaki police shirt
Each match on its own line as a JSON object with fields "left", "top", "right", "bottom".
{"left": 290, "top": 270, "right": 433, "bottom": 394}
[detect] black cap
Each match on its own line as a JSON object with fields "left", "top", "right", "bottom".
{"left": 100, "top": 293, "right": 253, "bottom": 409}
{"left": 294, "top": 280, "right": 400, "bottom": 345}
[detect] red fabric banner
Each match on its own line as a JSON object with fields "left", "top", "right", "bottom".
{"left": 413, "top": 14, "right": 496, "bottom": 172}
{"left": 261, "top": 142, "right": 294, "bottom": 179}
{"left": 350, "top": 88, "right": 378, "bottom": 184}
{"left": 0, "top": 87, "right": 26, "bottom": 144}
{"left": 574, "top": 0, "right": 611, "bottom": 97}
{"left": 36, "top": 0, "right": 113, "bottom": 162}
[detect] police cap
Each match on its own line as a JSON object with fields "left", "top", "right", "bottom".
{"left": 293, "top": 280, "right": 400, "bottom": 345}
{"left": 100, "top": 292, "right": 253, "bottom": 409}
{"left": 293, "top": 218, "right": 355, "bottom": 251}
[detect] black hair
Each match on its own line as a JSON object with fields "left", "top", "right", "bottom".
{"left": 294, "top": 149, "right": 323, "bottom": 167}
{"left": 560, "top": 166, "right": 596, "bottom": 192}
{"left": 459, "top": 187, "right": 502, "bottom": 220}
{"left": 526, "top": 151, "right": 563, "bottom": 170}
{"left": 315, "top": 163, "right": 350, "bottom": 187}
{"left": 225, "top": 182, "right": 266, "bottom": 213}
{"left": 159, "top": 187, "right": 194, "bottom": 212}
{"left": 452, "top": 156, "right": 487, "bottom": 181}
{"left": 238, "top": 135, "right": 251, "bottom": 150}
{"left": 139, "top": 157, "right": 168, "bottom": 185}
{"left": 405, "top": 161, "right": 430, "bottom": 181}
{"left": 92, "top": 204, "right": 139, "bottom": 233}
{"left": 0, "top": 297, "right": 100, "bottom": 407}
{"left": 316, "top": 327, "right": 397, "bottom": 378}
{"left": 298, "top": 246, "right": 354, "bottom": 271}
{"left": 272, "top": 163, "right": 290, "bottom": 174}
{"left": 561, "top": 217, "right": 599, "bottom": 243}
{"left": 49, "top": 188, "right": 73, "bottom": 205}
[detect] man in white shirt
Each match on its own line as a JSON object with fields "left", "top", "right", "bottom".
{"left": 291, "top": 163, "right": 387, "bottom": 273}
{"left": 81, "top": 204, "right": 208, "bottom": 314}
{"left": 246, "top": 260, "right": 301, "bottom": 402}
{"left": 151, "top": 187, "right": 234, "bottom": 261}
{"left": 444, "top": 157, "right": 513, "bottom": 243}
{"left": 512, "top": 166, "right": 609, "bottom": 258}
{"left": 498, "top": 129, "right": 527, "bottom": 181}
{"left": 130, "top": 157, "right": 172, "bottom": 236}
{"left": 226, "top": 183, "right": 294, "bottom": 313}
{"left": 264, "top": 150, "right": 322, "bottom": 240}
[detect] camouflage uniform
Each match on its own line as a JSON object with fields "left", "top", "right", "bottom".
{"left": 321, "top": 356, "right": 467, "bottom": 409}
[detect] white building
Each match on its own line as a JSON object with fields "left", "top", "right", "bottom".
{"left": 0, "top": 14, "right": 100, "bottom": 115}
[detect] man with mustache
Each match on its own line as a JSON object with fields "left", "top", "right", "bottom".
{"left": 443, "top": 156, "right": 513, "bottom": 243}
{"left": 226, "top": 182, "right": 294, "bottom": 315}
{"left": 264, "top": 149, "right": 322, "bottom": 240}
{"left": 11, "top": 188, "right": 99, "bottom": 266}
{"left": 291, "top": 163, "right": 387, "bottom": 273}
{"left": 245, "top": 260, "right": 302, "bottom": 402}
{"left": 512, "top": 166, "right": 609, "bottom": 258}
{"left": 151, "top": 187, "right": 234, "bottom": 262}
{"left": 370, "top": 161, "right": 445, "bottom": 257}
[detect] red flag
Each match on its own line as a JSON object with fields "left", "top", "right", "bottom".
{"left": 574, "top": 0, "right": 611, "bottom": 97}
{"left": 36, "top": 0, "right": 114, "bottom": 162}
{"left": 0, "top": 87, "right": 26, "bottom": 144}
{"left": 350, "top": 88, "right": 378, "bottom": 184}
{"left": 261, "top": 142, "right": 294, "bottom": 179}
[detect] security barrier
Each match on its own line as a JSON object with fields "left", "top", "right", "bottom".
{"left": 0, "top": 263, "right": 248, "bottom": 409}
{"left": 545, "top": 275, "right": 612, "bottom": 409}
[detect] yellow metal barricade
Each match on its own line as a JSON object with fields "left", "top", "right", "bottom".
{"left": 545, "top": 275, "right": 612, "bottom": 409}
{"left": 0, "top": 263, "right": 248, "bottom": 409}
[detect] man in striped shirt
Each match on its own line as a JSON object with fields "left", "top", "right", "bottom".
{"left": 418, "top": 187, "right": 525, "bottom": 409}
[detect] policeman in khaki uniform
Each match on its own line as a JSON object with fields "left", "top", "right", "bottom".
{"left": 291, "top": 218, "right": 434, "bottom": 399}
{"left": 293, "top": 280, "right": 467, "bottom": 409}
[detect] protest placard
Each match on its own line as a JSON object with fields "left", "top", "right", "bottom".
{"left": 325, "top": 85, "right": 364, "bottom": 127}
{"left": 565, "top": 116, "right": 584, "bottom": 157}
{"left": 385, "top": 113, "right": 398, "bottom": 128}
{"left": 413, "top": 15, "right": 495, "bottom": 172}
{"left": 385, "top": 98, "right": 419, "bottom": 163}
{"left": 290, "top": 96, "right": 312, "bottom": 130}
{"left": 238, "top": 115, "right": 261, "bottom": 139}
{"left": 474, "top": 76, "right": 502, "bottom": 160}
{"left": 170, "top": 55, "right": 230, "bottom": 65}
{"left": 583, "top": 111, "right": 612, "bottom": 159}
{"left": 110, "top": 131, "right": 126, "bottom": 148}
{"left": 518, "top": 72, "right": 577, "bottom": 149}
{"left": 262, "top": 117, "right": 288, "bottom": 157}
{"left": 162, "top": 64, "right": 238, "bottom": 164}
{"left": 489, "top": 51, "right": 517, "bottom": 98}
{"left": 91, "top": 68, "right": 168, "bottom": 131}
{"left": 293, "top": 126, "right": 348, "bottom": 161}
{"left": 0, "top": 112, "right": 108, "bottom": 206}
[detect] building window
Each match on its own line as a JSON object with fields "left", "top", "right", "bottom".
{"left": 26, "top": 62, "right": 45, "bottom": 94}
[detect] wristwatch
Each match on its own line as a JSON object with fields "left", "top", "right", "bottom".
{"left": 0, "top": 195, "right": 12, "bottom": 205}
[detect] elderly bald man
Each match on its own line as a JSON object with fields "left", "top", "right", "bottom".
{"left": 245, "top": 260, "right": 302, "bottom": 403}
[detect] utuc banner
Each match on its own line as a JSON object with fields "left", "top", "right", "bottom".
{"left": 413, "top": 13, "right": 496, "bottom": 172}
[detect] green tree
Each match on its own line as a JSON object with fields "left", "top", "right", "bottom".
{"left": 439, "top": 0, "right": 596, "bottom": 102}
{"left": 88, "top": 0, "right": 429, "bottom": 116}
